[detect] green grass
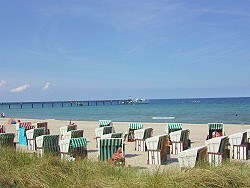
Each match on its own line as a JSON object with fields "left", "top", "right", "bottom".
{"left": 0, "top": 147, "right": 249, "bottom": 188}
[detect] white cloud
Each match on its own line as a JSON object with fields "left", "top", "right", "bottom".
{"left": 0, "top": 80, "right": 6, "bottom": 87}
{"left": 10, "top": 84, "right": 30, "bottom": 93}
{"left": 43, "top": 82, "right": 51, "bottom": 90}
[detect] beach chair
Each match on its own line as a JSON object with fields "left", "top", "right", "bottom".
{"left": 18, "top": 124, "right": 36, "bottom": 146}
{"left": 229, "top": 131, "right": 248, "bottom": 160}
{"left": 36, "top": 135, "right": 60, "bottom": 157}
{"left": 170, "top": 129, "right": 190, "bottom": 155}
{"left": 206, "top": 123, "right": 225, "bottom": 140}
{"left": 35, "top": 122, "right": 50, "bottom": 134}
{"left": 205, "top": 136, "right": 229, "bottom": 166}
{"left": 15, "top": 122, "right": 34, "bottom": 143}
{"left": 60, "top": 124, "right": 77, "bottom": 139}
{"left": 95, "top": 126, "right": 114, "bottom": 147}
{"left": 26, "top": 128, "right": 46, "bottom": 150}
{"left": 62, "top": 130, "right": 84, "bottom": 140}
{"left": 99, "top": 120, "right": 112, "bottom": 127}
{"left": 0, "top": 133, "right": 15, "bottom": 147}
{"left": 0, "top": 125, "right": 5, "bottom": 133}
{"left": 146, "top": 134, "right": 170, "bottom": 165}
{"left": 127, "top": 123, "right": 143, "bottom": 142}
{"left": 59, "top": 137, "right": 87, "bottom": 161}
{"left": 98, "top": 138, "right": 124, "bottom": 166}
{"left": 178, "top": 146, "right": 207, "bottom": 169}
{"left": 100, "top": 132, "right": 123, "bottom": 139}
{"left": 166, "top": 123, "right": 182, "bottom": 135}
{"left": 134, "top": 128, "right": 153, "bottom": 151}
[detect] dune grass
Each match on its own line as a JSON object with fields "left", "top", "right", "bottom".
{"left": 0, "top": 147, "right": 249, "bottom": 188}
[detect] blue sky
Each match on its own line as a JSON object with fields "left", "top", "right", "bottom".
{"left": 0, "top": 1, "right": 250, "bottom": 102}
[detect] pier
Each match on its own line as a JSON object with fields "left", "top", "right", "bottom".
{"left": 0, "top": 99, "right": 130, "bottom": 109}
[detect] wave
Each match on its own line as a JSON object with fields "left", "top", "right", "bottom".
{"left": 152, "top": 116, "right": 175, "bottom": 120}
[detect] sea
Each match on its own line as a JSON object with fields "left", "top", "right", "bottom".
{"left": 0, "top": 97, "right": 250, "bottom": 124}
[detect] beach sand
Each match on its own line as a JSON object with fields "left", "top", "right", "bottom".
{"left": 1, "top": 118, "right": 250, "bottom": 171}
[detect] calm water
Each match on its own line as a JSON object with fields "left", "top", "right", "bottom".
{"left": 1, "top": 97, "right": 250, "bottom": 124}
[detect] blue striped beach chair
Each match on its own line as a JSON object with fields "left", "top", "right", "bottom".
{"left": 60, "top": 124, "right": 77, "bottom": 139}
{"left": 127, "top": 123, "right": 143, "bottom": 142}
{"left": 134, "top": 128, "right": 153, "bottom": 151}
{"left": 229, "top": 131, "right": 248, "bottom": 160}
{"left": 26, "top": 127, "right": 46, "bottom": 150}
{"left": 98, "top": 138, "right": 124, "bottom": 165}
{"left": 146, "top": 134, "right": 170, "bottom": 165}
{"left": 166, "top": 123, "right": 182, "bottom": 134}
{"left": 205, "top": 136, "right": 229, "bottom": 166}
{"left": 0, "top": 133, "right": 15, "bottom": 147}
{"left": 62, "top": 130, "right": 84, "bottom": 140}
{"left": 207, "top": 123, "right": 225, "bottom": 140}
{"left": 178, "top": 146, "right": 207, "bottom": 169}
{"left": 59, "top": 137, "right": 87, "bottom": 161}
{"left": 36, "top": 135, "right": 60, "bottom": 157}
{"left": 170, "top": 129, "right": 191, "bottom": 154}
{"left": 99, "top": 120, "right": 112, "bottom": 127}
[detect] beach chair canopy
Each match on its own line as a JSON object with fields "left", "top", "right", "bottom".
{"left": 129, "top": 123, "right": 143, "bottom": 130}
{"left": 98, "top": 138, "right": 123, "bottom": 161}
{"left": 99, "top": 120, "right": 112, "bottom": 127}
{"left": 209, "top": 123, "right": 224, "bottom": 130}
{"left": 167, "top": 123, "right": 182, "bottom": 134}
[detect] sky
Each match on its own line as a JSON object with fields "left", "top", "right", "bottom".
{"left": 0, "top": 1, "right": 250, "bottom": 102}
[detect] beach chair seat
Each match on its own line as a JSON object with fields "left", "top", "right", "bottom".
{"left": 100, "top": 132, "right": 123, "bottom": 139}
{"left": 0, "top": 125, "right": 5, "bottom": 133}
{"left": 99, "top": 120, "right": 112, "bottom": 127}
{"left": 229, "top": 131, "right": 248, "bottom": 160}
{"left": 95, "top": 126, "right": 115, "bottom": 147}
{"left": 36, "top": 135, "right": 60, "bottom": 157}
{"left": 205, "top": 136, "right": 229, "bottom": 166}
{"left": 166, "top": 123, "right": 182, "bottom": 135}
{"left": 170, "top": 129, "right": 190, "bottom": 155}
{"left": 134, "top": 127, "right": 153, "bottom": 151}
{"left": 59, "top": 137, "right": 87, "bottom": 161}
{"left": 178, "top": 146, "right": 207, "bottom": 168}
{"left": 15, "top": 122, "right": 34, "bottom": 143}
{"left": 0, "top": 133, "right": 15, "bottom": 147}
{"left": 26, "top": 128, "right": 46, "bottom": 150}
{"left": 146, "top": 134, "right": 170, "bottom": 165}
{"left": 60, "top": 124, "right": 77, "bottom": 139}
{"left": 127, "top": 123, "right": 143, "bottom": 142}
{"left": 207, "top": 123, "right": 224, "bottom": 140}
{"left": 62, "top": 130, "right": 84, "bottom": 140}
{"left": 98, "top": 138, "right": 124, "bottom": 166}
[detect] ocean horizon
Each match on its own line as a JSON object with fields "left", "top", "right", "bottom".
{"left": 1, "top": 97, "right": 250, "bottom": 124}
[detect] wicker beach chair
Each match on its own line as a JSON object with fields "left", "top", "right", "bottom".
{"left": 166, "top": 123, "right": 182, "bottom": 135}
{"left": 60, "top": 124, "right": 77, "bottom": 139}
{"left": 229, "top": 131, "right": 248, "bottom": 160}
{"left": 178, "top": 146, "right": 207, "bottom": 169}
{"left": 170, "top": 129, "right": 191, "bottom": 155}
{"left": 206, "top": 123, "right": 225, "bottom": 140}
{"left": 59, "top": 137, "right": 87, "bottom": 161}
{"left": 205, "top": 136, "right": 229, "bottom": 166}
{"left": 99, "top": 120, "right": 112, "bottom": 127}
{"left": 146, "top": 134, "right": 170, "bottom": 165}
{"left": 26, "top": 127, "right": 46, "bottom": 150}
{"left": 36, "top": 135, "right": 60, "bottom": 157}
{"left": 95, "top": 126, "right": 114, "bottom": 147}
{"left": 127, "top": 123, "right": 143, "bottom": 142}
{"left": 15, "top": 122, "right": 34, "bottom": 143}
{"left": 0, "top": 133, "right": 15, "bottom": 147}
{"left": 0, "top": 125, "right": 5, "bottom": 133}
{"left": 61, "top": 130, "right": 84, "bottom": 140}
{"left": 101, "top": 132, "right": 123, "bottom": 139}
{"left": 134, "top": 127, "right": 153, "bottom": 151}
{"left": 35, "top": 122, "right": 50, "bottom": 134}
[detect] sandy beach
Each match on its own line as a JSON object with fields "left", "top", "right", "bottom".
{"left": 1, "top": 118, "right": 250, "bottom": 170}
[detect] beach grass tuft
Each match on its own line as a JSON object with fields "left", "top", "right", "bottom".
{"left": 0, "top": 147, "right": 249, "bottom": 188}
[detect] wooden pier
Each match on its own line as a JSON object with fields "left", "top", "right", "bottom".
{"left": 0, "top": 99, "right": 130, "bottom": 109}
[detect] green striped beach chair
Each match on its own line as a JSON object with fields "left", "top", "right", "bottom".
{"left": 207, "top": 123, "right": 225, "bottom": 140}
{"left": 99, "top": 120, "right": 112, "bottom": 127}
{"left": 178, "top": 146, "right": 208, "bottom": 168}
{"left": 229, "top": 131, "right": 248, "bottom": 160}
{"left": 36, "top": 135, "right": 60, "bottom": 157}
{"left": 166, "top": 123, "right": 182, "bottom": 134}
{"left": 59, "top": 137, "right": 87, "bottom": 161}
{"left": 98, "top": 138, "right": 124, "bottom": 163}
{"left": 127, "top": 123, "right": 143, "bottom": 142}
{"left": 60, "top": 124, "right": 77, "bottom": 139}
{"left": 170, "top": 129, "right": 191, "bottom": 155}
{"left": 95, "top": 126, "right": 114, "bottom": 147}
{"left": 205, "top": 136, "right": 229, "bottom": 166}
{"left": 62, "top": 130, "right": 84, "bottom": 140}
{"left": 101, "top": 132, "right": 123, "bottom": 139}
{"left": 134, "top": 128, "right": 153, "bottom": 151}
{"left": 146, "top": 134, "right": 170, "bottom": 165}
{"left": 26, "top": 127, "right": 46, "bottom": 151}
{"left": 0, "top": 133, "right": 15, "bottom": 147}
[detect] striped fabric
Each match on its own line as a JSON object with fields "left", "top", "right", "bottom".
{"left": 71, "top": 130, "right": 84, "bottom": 138}
{"left": 19, "top": 122, "right": 35, "bottom": 130}
{"left": 41, "top": 135, "right": 60, "bottom": 153}
{"left": 99, "top": 138, "right": 123, "bottom": 161}
{"left": 0, "top": 125, "right": 5, "bottom": 133}
{"left": 167, "top": 123, "right": 182, "bottom": 133}
{"left": 33, "top": 128, "right": 46, "bottom": 138}
{"left": 129, "top": 123, "right": 143, "bottom": 130}
{"left": 0, "top": 133, "right": 15, "bottom": 146}
{"left": 208, "top": 123, "right": 223, "bottom": 130}
{"left": 70, "top": 137, "right": 87, "bottom": 148}
{"left": 111, "top": 133, "right": 123, "bottom": 138}
{"left": 99, "top": 120, "right": 112, "bottom": 127}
